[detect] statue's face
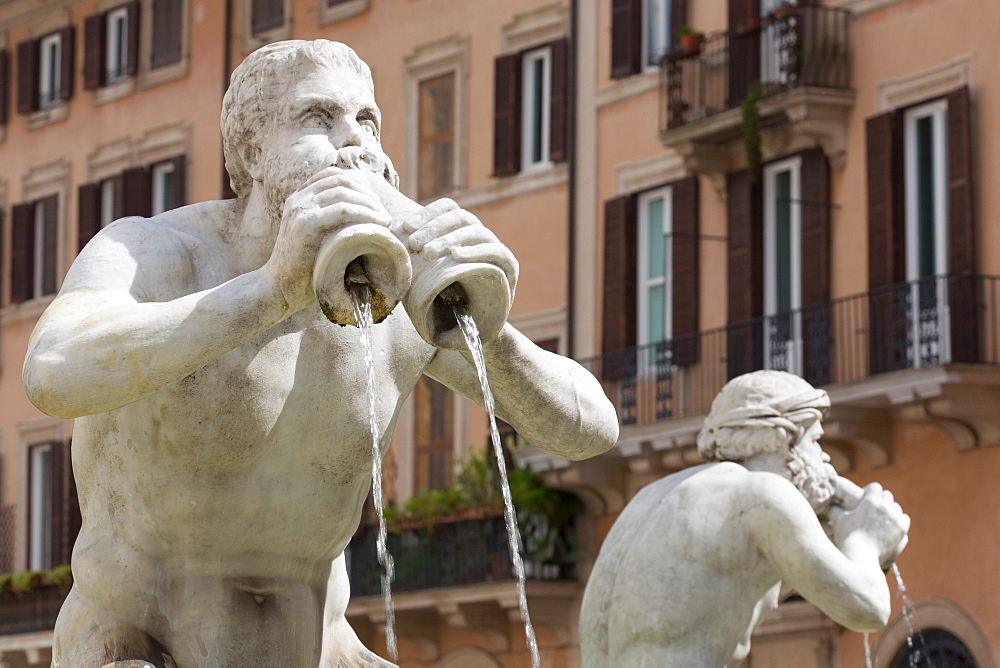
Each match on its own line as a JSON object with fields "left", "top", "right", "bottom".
{"left": 788, "top": 417, "right": 838, "bottom": 512}
{"left": 253, "top": 65, "right": 383, "bottom": 216}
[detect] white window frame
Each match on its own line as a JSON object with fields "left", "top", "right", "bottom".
{"left": 637, "top": 185, "right": 673, "bottom": 347}
{"left": 151, "top": 161, "right": 176, "bottom": 215}
{"left": 106, "top": 6, "right": 129, "bottom": 84}
{"left": 39, "top": 33, "right": 62, "bottom": 109}
{"left": 521, "top": 46, "right": 552, "bottom": 171}
{"left": 100, "top": 178, "right": 119, "bottom": 228}
{"left": 643, "top": 0, "right": 671, "bottom": 70}
{"left": 28, "top": 443, "right": 52, "bottom": 571}
{"left": 763, "top": 155, "right": 803, "bottom": 374}
{"left": 904, "top": 98, "right": 949, "bottom": 366}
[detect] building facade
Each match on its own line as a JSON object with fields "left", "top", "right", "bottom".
{"left": 0, "top": 0, "right": 995, "bottom": 666}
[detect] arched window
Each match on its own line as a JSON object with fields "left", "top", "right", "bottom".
{"left": 892, "top": 628, "right": 977, "bottom": 667}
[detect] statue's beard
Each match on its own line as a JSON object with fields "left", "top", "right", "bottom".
{"left": 787, "top": 444, "right": 837, "bottom": 514}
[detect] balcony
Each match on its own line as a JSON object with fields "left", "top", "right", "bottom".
{"left": 660, "top": 5, "right": 854, "bottom": 197}
{"left": 552, "top": 276, "right": 1000, "bottom": 486}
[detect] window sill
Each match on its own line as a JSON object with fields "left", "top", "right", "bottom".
{"left": 318, "top": 0, "right": 369, "bottom": 26}
{"left": 0, "top": 296, "right": 55, "bottom": 326}
{"left": 91, "top": 77, "right": 137, "bottom": 105}
{"left": 139, "top": 58, "right": 189, "bottom": 90}
{"left": 25, "top": 104, "right": 68, "bottom": 131}
{"left": 596, "top": 68, "right": 659, "bottom": 109}
{"left": 453, "top": 162, "right": 567, "bottom": 209}
{"left": 241, "top": 22, "right": 292, "bottom": 54}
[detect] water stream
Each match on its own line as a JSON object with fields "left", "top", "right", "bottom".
{"left": 891, "top": 564, "right": 930, "bottom": 668}
{"left": 864, "top": 631, "right": 873, "bottom": 668}
{"left": 455, "top": 309, "right": 541, "bottom": 668}
{"left": 351, "top": 286, "right": 398, "bottom": 660}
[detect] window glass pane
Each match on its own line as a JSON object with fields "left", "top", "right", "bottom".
{"left": 647, "top": 197, "right": 665, "bottom": 279}
{"left": 414, "top": 377, "right": 454, "bottom": 493}
{"left": 648, "top": 284, "right": 665, "bottom": 344}
{"left": 774, "top": 170, "right": 792, "bottom": 314}
{"left": 531, "top": 57, "right": 545, "bottom": 163}
{"left": 645, "top": 0, "right": 669, "bottom": 66}
{"left": 417, "top": 73, "right": 455, "bottom": 200}
{"left": 29, "top": 446, "right": 52, "bottom": 571}
{"left": 915, "top": 114, "right": 937, "bottom": 279}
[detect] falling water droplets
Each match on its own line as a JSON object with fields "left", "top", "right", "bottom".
{"left": 891, "top": 564, "right": 933, "bottom": 668}
{"left": 864, "top": 631, "right": 873, "bottom": 668}
{"left": 455, "top": 308, "right": 540, "bottom": 668}
{"left": 351, "top": 285, "right": 397, "bottom": 661}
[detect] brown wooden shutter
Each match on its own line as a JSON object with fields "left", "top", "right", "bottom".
{"left": 48, "top": 441, "right": 66, "bottom": 567}
{"left": 493, "top": 52, "right": 522, "bottom": 177}
{"left": 151, "top": 0, "right": 183, "bottom": 68}
{"left": 78, "top": 182, "right": 101, "bottom": 252}
{"left": 946, "top": 86, "right": 978, "bottom": 363}
{"left": 726, "top": 168, "right": 763, "bottom": 378}
{"left": 669, "top": 0, "right": 688, "bottom": 51}
{"left": 252, "top": 0, "right": 284, "bottom": 34}
{"left": 548, "top": 38, "right": 568, "bottom": 164}
{"left": 671, "top": 175, "right": 699, "bottom": 366}
{"left": 125, "top": 1, "right": 141, "bottom": 76}
{"left": 727, "top": 0, "right": 760, "bottom": 106}
{"left": 10, "top": 203, "right": 34, "bottom": 304}
{"left": 84, "top": 13, "right": 105, "bottom": 90}
{"left": 602, "top": 194, "right": 637, "bottom": 379}
{"left": 865, "top": 111, "right": 905, "bottom": 374}
{"left": 172, "top": 154, "right": 187, "bottom": 206}
{"left": 16, "top": 39, "right": 39, "bottom": 114}
{"left": 610, "top": 0, "right": 641, "bottom": 79}
{"left": 799, "top": 148, "right": 831, "bottom": 385}
{"left": 58, "top": 26, "right": 75, "bottom": 102}
{"left": 123, "top": 166, "right": 151, "bottom": 217}
{"left": 0, "top": 49, "right": 8, "bottom": 124}
{"left": 40, "top": 196, "right": 58, "bottom": 296}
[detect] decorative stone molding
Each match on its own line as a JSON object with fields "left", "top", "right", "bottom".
{"left": 596, "top": 69, "right": 659, "bottom": 109}
{"left": 841, "top": 0, "right": 909, "bottom": 16}
{"left": 877, "top": 54, "right": 974, "bottom": 112}
{"left": 402, "top": 34, "right": 469, "bottom": 201}
{"left": 453, "top": 163, "right": 567, "bottom": 210}
{"left": 615, "top": 151, "right": 688, "bottom": 196}
{"left": 439, "top": 646, "right": 502, "bottom": 668}
{"left": 137, "top": 120, "right": 192, "bottom": 166}
{"left": 823, "top": 406, "right": 892, "bottom": 469}
{"left": 436, "top": 601, "right": 509, "bottom": 653}
{"left": 508, "top": 305, "right": 566, "bottom": 355}
{"left": 317, "top": 0, "right": 369, "bottom": 26}
{"left": 500, "top": 2, "right": 569, "bottom": 54}
{"left": 873, "top": 597, "right": 996, "bottom": 668}
{"left": 88, "top": 138, "right": 135, "bottom": 182}
{"left": 26, "top": 7, "right": 70, "bottom": 37}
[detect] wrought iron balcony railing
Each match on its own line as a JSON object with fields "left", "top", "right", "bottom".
{"left": 581, "top": 275, "right": 1000, "bottom": 428}
{"left": 661, "top": 4, "right": 851, "bottom": 132}
{"left": 347, "top": 514, "right": 572, "bottom": 598}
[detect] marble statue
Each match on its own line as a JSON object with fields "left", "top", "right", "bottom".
{"left": 22, "top": 40, "right": 618, "bottom": 667}
{"left": 579, "top": 370, "right": 909, "bottom": 667}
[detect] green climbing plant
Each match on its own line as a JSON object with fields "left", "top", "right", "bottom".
{"left": 741, "top": 82, "right": 765, "bottom": 184}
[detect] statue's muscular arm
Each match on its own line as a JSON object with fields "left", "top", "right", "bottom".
{"left": 424, "top": 324, "right": 619, "bottom": 460}
{"left": 23, "top": 215, "right": 288, "bottom": 419}
{"left": 740, "top": 473, "right": 908, "bottom": 631}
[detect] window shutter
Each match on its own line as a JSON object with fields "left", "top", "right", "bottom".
{"left": 945, "top": 86, "right": 978, "bottom": 363}
{"left": 10, "top": 203, "right": 34, "bottom": 304}
{"left": 252, "top": 0, "right": 285, "bottom": 34}
{"left": 799, "top": 148, "right": 831, "bottom": 386}
{"left": 0, "top": 49, "right": 9, "bottom": 124}
{"left": 78, "top": 182, "right": 101, "bottom": 252}
{"left": 548, "top": 38, "right": 569, "bottom": 164}
{"left": 172, "top": 154, "right": 187, "bottom": 206}
{"left": 670, "top": 0, "right": 688, "bottom": 51}
{"left": 40, "top": 196, "right": 59, "bottom": 297}
{"left": 671, "top": 175, "right": 699, "bottom": 366}
{"left": 48, "top": 441, "right": 66, "bottom": 568}
{"left": 610, "top": 0, "right": 641, "bottom": 79}
{"left": 726, "top": 168, "right": 763, "bottom": 378}
{"left": 125, "top": 1, "right": 141, "bottom": 76}
{"left": 123, "top": 166, "right": 152, "bottom": 217}
{"left": 151, "top": 0, "right": 183, "bottom": 68}
{"left": 16, "top": 39, "right": 39, "bottom": 114}
{"left": 492, "top": 52, "right": 521, "bottom": 177}
{"left": 58, "top": 26, "right": 75, "bottom": 102}
{"left": 727, "top": 0, "right": 760, "bottom": 107}
{"left": 602, "top": 194, "right": 637, "bottom": 379}
{"left": 84, "top": 14, "right": 105, "bottom": 90}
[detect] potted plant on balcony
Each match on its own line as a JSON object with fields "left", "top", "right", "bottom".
{"left": 677, "top": 27, "right": 705, "bottom": 56}
{"left": 736, "top": 16, "right": 761, "bottom": 36}
{"left": 773, "top": 2, "right": 798, "bottom": 21}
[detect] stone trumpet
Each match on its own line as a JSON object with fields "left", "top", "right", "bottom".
{"left": 312, "top": 148, "right": 513, "bottom": 349}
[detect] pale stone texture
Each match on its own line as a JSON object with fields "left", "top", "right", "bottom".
{"left": 579, "top": 370, "right": 909, "bottom": 667}
{"left": 21, "top": 40, "right": 618, "bottom": 667}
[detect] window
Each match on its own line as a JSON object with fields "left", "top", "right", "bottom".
{"left": 84, "top": 2, "right": 139, "bottom": 90}
{"left": 151, "top": 159, "right": 178, "bottom": 215}
{"left": 414, "top": 377, "right": 454, "bottom": 494}
{"left": 521, "top": 47, "right": 552, "bottom": 170}
{"left": 493, "top": 39, "right": 567, "bottom": 177}
{"left": 252, "top": 0, "right": 285, "bottom": 34}
{"left": 100, "top": 177, "right": 123, "bottom": 229}
{"left": 637, "top": 186, "right": 672, "bottom": 347}
{"left": 763, "top": 156, "right": 803, "bottom": 375}
{"left": 17, "top": 27, "right": 74, "bottom": 113}
{"left": 151, "top": 0, "right": 184, "bottom": 68}
{"left": 611, "top": 0, "right": 684, "bottom": 78}
{"left": 39, "top": 34, "right": 61, "bottom": 108}
{"left": 417, "top": 72, "right": 456, "bottom": 200}
{"left": 28, "top": 443, "right": 53, "bottom": 571}
{"left": 10, "top": 196, "right": 58, "bottom": 303}
{"left": 25, "top": 440, "right": 79, "bottom": 571}
{"left": 892, "top": 628, "right": 976, "bottom": 667}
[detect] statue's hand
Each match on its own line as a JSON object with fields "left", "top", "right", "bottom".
{"left": 828, "top": 483, "right": 909, "bottom": 570}
{"left": 398, "top": 198, "right": 518, "bottom": 297}
{"left": 266, "top": 167, "right": 392, "bottom": 312}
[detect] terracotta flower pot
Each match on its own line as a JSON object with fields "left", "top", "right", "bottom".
{"left": 679, "top": 33, "right": 704, "bottom": 56}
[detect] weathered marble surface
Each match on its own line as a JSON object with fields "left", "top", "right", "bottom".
{"left": 22, "top": 40, "right": 618, "bottom": 667}
{"left": 579, "top": 370, "right": 908, "bottom": 667}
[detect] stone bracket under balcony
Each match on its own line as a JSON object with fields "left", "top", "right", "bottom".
{"left": 661, "top": 86, "right": 856, "bottom": 201}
